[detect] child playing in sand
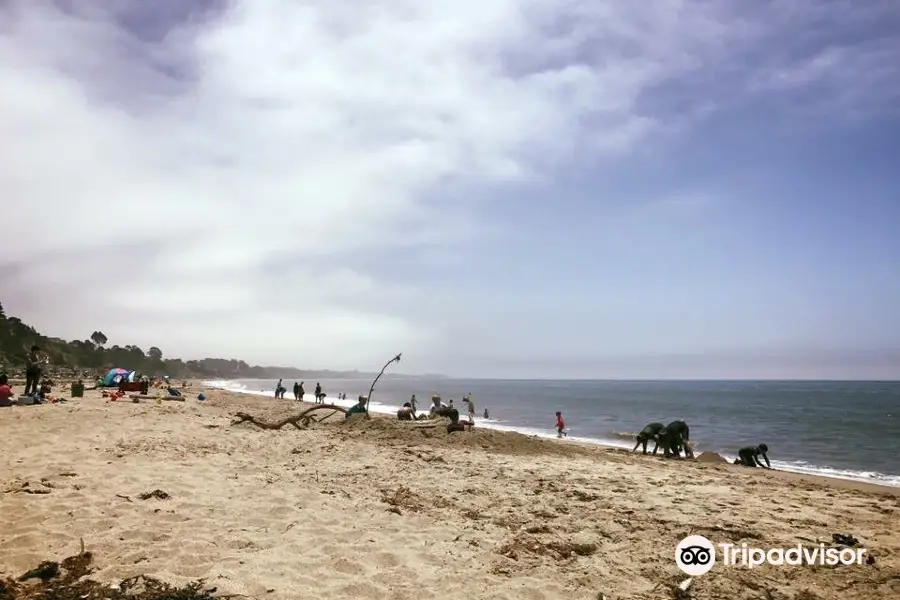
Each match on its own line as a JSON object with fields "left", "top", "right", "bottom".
{"left": 555, "top": 411, "right": 566, "bottom": 438}
{"left": 446, "top": 408, "right": 468, "bottom": 434}
{"left": 0, "top": 374, "right": 15, "bottom": 407}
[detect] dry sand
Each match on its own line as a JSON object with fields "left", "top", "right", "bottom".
{"left": 2, "top": 385, "right": 899, "bottom": 599}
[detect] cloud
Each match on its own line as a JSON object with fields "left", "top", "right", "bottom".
{"left": 1, "top": 0, "right": 897, "bottom": 373}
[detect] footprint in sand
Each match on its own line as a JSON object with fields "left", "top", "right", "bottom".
{"left": 374, "top": 552, "right": 401, "bottom": 568}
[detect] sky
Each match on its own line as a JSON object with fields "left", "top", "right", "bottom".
{"left": 1, "top": 0, "right": 899, "bottom": 380}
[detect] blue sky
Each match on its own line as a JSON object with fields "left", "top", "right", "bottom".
{"left": 1, "top": 0, "right": 898, "bottom": 379}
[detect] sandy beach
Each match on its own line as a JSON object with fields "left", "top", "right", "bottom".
{"left": 2, "top": 385, "right": 899, "bottom": 599}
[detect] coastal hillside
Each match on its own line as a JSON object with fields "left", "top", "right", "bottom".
{"left": 0, "top": 300, "right": 369, "bottom": 380}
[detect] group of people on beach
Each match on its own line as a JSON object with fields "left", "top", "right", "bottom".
{"left": 631, "top": 419, "right": 771, "bottom": 467}
{"left": 1, "top": 345, "right": 56, "bottom": 407}
{"left": 265, "top": 380, "right": 773, "bottom": 466}
{"left": 397, "top": 393, "right": 484, "bottom": 420}
{"left": 274, "top": 379, "right": 329, "bottom": 403}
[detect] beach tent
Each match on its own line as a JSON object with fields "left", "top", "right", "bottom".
{"left": 101, "top": 367, "right": 136, "bottom": 387}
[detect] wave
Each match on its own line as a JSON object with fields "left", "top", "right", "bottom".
{"left": 203, "top": 380, "right": 900, "bottom": 488}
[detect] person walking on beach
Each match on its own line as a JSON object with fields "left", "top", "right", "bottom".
{"left": 555, "top": 411, "right": 567, "bottom": 438}
{"left": 24, "top": 345, "right": 43, "bottom": 396}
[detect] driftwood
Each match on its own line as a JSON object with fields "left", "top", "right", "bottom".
{"left": 365, "top": 353, "right": 402, "bottom": 412}
{"left": 231, "top": 404, "right": 350, "bottom": 430}
{"left": 129, "top": 394, "right": 184, "bottom": 402}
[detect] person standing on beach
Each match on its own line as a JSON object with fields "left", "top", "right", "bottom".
{"left": 275, "top": 379, "right": 283, "bottom": 399}
{"left": 24, "top": 345, "right": 43, "bottom": 396}
{"left": 292, "top": 381, "right": 299, "bottom": 400}
{"left": 410, "top": 394, "right": 418, "bottom": 416}
{"left": 314, "top": 382, "right": 322, "bottom": 403}
{"left": 298, "top": 381, "right": 305, "bottom": 402}
{"left": 463, "top": 394, "right": 475, "bottom": 420}
{"left": 555, "top": 411, "right": 567, "bottom": 438}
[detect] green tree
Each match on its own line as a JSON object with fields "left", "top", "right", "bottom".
{"left": 90, "top": 331, "right": 108, "bottom": 348}
{"left": 147, "top": 346, "right": 163, "bottom": 361}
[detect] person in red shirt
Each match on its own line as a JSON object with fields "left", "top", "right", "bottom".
{"left": 555, "top": 411, "right": 566, "bottom": 438}
{"left": 0, "top": 374, "right": 15, "bottom": 407}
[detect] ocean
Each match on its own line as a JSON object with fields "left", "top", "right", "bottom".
{"left": 205, "top": 377, "right": 900, "bottom": 487}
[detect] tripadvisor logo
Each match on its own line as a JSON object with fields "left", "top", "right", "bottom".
{"left": 675, "top": 535, "right": 867, "bottom": 575}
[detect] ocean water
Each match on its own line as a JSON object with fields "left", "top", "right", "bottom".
{"left": 205, "top": 378, "right": 900, "bottom": 487}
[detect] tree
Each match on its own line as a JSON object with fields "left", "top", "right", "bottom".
{"left": 90, "top": 331, "right": 108, "bottom": 348}
{"left": 147, "top": 346, "right": 163, "bottom": 361}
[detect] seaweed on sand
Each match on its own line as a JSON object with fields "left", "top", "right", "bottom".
{"left": 0, "top": 541, "right": 226, "bottom": 600}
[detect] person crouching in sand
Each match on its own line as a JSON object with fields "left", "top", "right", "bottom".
{"left": 632, "top": 422, "right": 665, "bottom": 454}
{"left": 429, "top": 395, "right": 449, "bottom": 418}
{"left": 658, "top": 420, "right": 692, "bottom": 458}
{"left": 0, "top": 374, "right": 15, "bottom": 407}
{"left": 345, "top": 395, "right": 368, "bottom": 418}
{"left": 555, "top": 411, "right": 567, "bottom": 438}
{"left": 446, "top": 408, "right": 470, "bottom": 434}
{"left": 397, "top": 402, "right": 415, "bottom": 421}
{"left": 735, "top": 444, "right": 770, "bottom": 468}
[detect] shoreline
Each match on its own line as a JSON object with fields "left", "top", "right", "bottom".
{"left": 204, "top": 379, "right": 900, "bottom": 491}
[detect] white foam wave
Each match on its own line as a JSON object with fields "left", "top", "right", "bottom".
{"left": 203, "top": 380, "right": 900, "bottom": 488}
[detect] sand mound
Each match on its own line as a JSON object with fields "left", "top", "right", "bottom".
{"left": 332, "top": 417, "right": 590, "bottom": 457}
{"left": 697, "top": 451, "right": 728, "bottom": 463}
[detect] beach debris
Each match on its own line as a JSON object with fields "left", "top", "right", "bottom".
{"left": 568, "top": 489, "right": 600, "bottom": 502}
{"left": 17, "top": 561, "right": 60, "bottom": 582}
{"left": 115, "top": 494, "right": 134, "bottom": 502}
{"left": 496, "top": 533, "right": 598, "bottom": 562}
{"left": 3, "top": 480, "right": 52, "bottom": 495}
{"left": 231, "top": 404, "right": 349, "bottom": 430}
{"left": 1, "top": 540, "right": 223, "bottom": 600}
{"left": 675, "top": 577, "right": 693, "bottom": 598}
{"left": 381, "top": 486, "right": 425, "bottom": 513}
{"left": 832, "top": 533, "right": 860, "bottom": 547}
{"left": 138, "top": 489, "right": 171, "bottom": 500}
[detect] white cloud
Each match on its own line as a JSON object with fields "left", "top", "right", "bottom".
{"left": 1, "top": 0, "right": 896, "bottom": 372}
